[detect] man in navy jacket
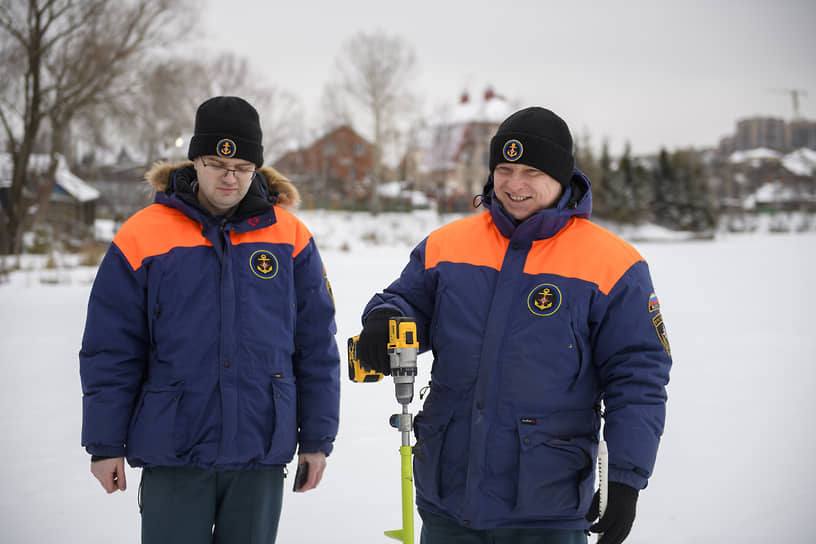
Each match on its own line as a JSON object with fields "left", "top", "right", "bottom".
{"left": 356, "top": 107, "right": 672, "bottom": 544}
{"left": 80, "top": 96, "right": 340, "bottom": 543}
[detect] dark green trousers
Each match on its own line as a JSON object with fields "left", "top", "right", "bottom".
{"left": 419, "top": 508, "right": 587, "bottom": 544}
{"left": 139, "top": 466, "right": 284, "bottom": 544}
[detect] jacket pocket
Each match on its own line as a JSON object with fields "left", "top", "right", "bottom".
{"left": 567, "top": 314, "right": 586, "bottom": 392}
{"left": 514, "top": 417, "right": 597, "bottom": 518}
{"left": 412, "top": 407, "right": 455, "bottom": 504}
{"left": 263, "top": 376, "right": 298, "bottom": 461}
{"left": 128, "top": 385, "right": 184, "bottom": 464}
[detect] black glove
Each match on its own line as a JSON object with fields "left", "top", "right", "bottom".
{"left": 585, "top": 482, "right": 639, "bottom": 544}
{"left": 356, "top": 308, "right": 401, "bottom": 375}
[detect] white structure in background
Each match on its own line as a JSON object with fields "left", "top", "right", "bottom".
{"left": 780, "top": 148, "right": 816, "bottom": 177}
{"left": 406, "top": 89, "right": 516, "bottom": 205}
{"left": 376, "top": 180, "right": 431, "bottom": 208}
{"left": 728, "top": 147, "right": 816, "bottom": 178}
{"left": 736, "top": 147, "right": 816, "bottom": 233}
{"left": 728, "top": 147, "right": 782, "bottom": 166}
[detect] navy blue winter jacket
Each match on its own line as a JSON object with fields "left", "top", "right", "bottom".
{"left": 80, "top": 163, "right": 340, "bottom": 470}
{"left": 363, "top": 170, "right": 672, "bottom": 530}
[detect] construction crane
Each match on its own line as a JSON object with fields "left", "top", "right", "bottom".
{"left": 766, "top": 88, "right": 809, "bottom": 119}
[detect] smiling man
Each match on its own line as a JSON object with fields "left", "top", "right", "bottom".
{"left": 354, "top": 107, "right": 672, "bottom": 544}
{"left": 80, "top": 96, "right": 340, "bottom": 544}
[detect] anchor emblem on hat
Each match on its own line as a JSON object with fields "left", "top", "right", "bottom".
{"left": 217, "top": 138, "right": 237, "bottom": 158}
{"left": 502, "top": 139, "right": 523, "bottom": 162}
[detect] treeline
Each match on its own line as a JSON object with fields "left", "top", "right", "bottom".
{"left": 575, "top": 138, "right": 717, "bottom": 232}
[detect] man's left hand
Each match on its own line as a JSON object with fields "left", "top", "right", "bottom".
{"left": 585, "top": 482, "right": 639, "bottom": 544}
{"left": 293, "top": 452, "right": 327, "bottom": 493}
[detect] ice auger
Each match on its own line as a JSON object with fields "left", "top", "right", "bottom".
{"left": 348, "top": 316, "right": 419, "bottom": 544}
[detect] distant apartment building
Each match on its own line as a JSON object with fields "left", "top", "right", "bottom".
{"left": 273, "top": 125, "right": 375, "bottom": 202}
{"left": 788, "top": 120, "right": 816, "bottom": 150}
{"left": 722, "top": 117, "right": 816, "bottom": 154}
{"left": 735, "top": 117, "right": 787, "bottom": 151}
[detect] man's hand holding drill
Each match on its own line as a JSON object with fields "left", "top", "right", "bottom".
{"left": 356, "top": 308, "right": 401, "bottom": 374}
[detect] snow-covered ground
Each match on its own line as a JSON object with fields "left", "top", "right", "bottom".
{"left": 1, "top": 211, "right": 814, "bottom": 543}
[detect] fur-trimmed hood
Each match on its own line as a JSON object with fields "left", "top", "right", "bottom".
{"left": 143, "top": 160, "right": 301, "bottom": 209}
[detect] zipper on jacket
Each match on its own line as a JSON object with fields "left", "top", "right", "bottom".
{"left": 567, "top": 325, "right": 583, "bottom": 392}
{"left": 219, "top": 217, "right": 229, "bottom": 249}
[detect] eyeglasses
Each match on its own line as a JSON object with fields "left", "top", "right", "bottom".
{"left": 200, "top": 158, "right": 256, "bottom": 181}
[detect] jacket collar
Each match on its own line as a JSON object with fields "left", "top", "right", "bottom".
{"left": 484, "top": 168, "right": 593, "bottom": 242}
{"left": 153, "top": 164, "right": 278, "bottom": 232}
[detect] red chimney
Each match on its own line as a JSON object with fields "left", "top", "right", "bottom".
{"left": 460, "top": 91, "right": 469, "bottom": 104}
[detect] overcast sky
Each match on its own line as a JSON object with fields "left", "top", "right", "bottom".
{"left": 199, "top": 0, "right": 815, "bottom": 155}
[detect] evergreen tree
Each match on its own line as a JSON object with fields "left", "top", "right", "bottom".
{"left": 574, "top": 130, "right": 602, "bottom": 195}
{"left": 672, "top": 151, "right": 717, "bottom": 232}
{"left": 629, "top": 150, "right": 653, "bottom": 225}
{"left": 652, "top": 149, "right": 717, "bottom": 232}
{"left": 593, "top": 139, "right": 614, "bottom": 218}
{"left": 614, "top": 144, "right": 635, "bottom": 222}
{"left": 601, "top": 142, "right": 646, "bottom": 223}
{"left": 652, "top": 149, "right": 676, "bottom": 228}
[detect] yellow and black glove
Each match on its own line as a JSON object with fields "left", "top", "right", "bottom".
{"left": 356, "top": 308, "right": 401, "bottom": 375}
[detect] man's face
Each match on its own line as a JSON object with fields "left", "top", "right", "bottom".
{"left": 193, "top": 156, "right": 256, "bottom": 216}
{"left": 492, "top": 163, "right": 564, "bottom": 221}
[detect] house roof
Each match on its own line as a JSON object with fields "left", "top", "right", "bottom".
{"left": 0, "top": 153, "right": 100, "bottom": 202}
{"left": 744, "top": 179, "right": 816, "bottom": 209}
{"left": 416, "top": 92, "right": 515, "bottom": 174}
{"left": 728, "top": 148, "right": 781, "bottom": 164}
{"left": 728, "top": 147, "right": 816, "bottom": 177}
{"left": 444, "top": 93, "right": 515, "bottom": 125}
{"left": 781, "top": 148, "right": 816, "bottom": 177}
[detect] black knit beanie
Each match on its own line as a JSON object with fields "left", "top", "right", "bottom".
{"left": 489, "top": 107, "right": 574, "bottom": 188}
{"left": 187, "top": 96, "right": 264, "bottom": 167}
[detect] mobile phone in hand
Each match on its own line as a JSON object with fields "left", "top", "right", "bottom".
{"left": 293, "top": 462, "right": 309, "bottom": 492}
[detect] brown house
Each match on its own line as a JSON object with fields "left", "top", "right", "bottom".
{"left": 273, "top": 125, "right": 375, "bottom": 204}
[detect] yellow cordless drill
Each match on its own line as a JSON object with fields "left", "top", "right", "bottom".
{"left": 348, "top": 316, "right": 419, "bottom": 403}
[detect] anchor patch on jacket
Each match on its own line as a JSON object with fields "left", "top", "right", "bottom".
{"left": 527, "top": 283, "right": 562, "bottom": 317}
{"left": 250, "top": 250, "right": 278, "bottom": 279}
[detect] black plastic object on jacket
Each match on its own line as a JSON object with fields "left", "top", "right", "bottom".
{"left": 585, "top": 481, "right": 639, "bottom": 544}
{"left": 356, "top": 308, "right": 402, "bottom": 375}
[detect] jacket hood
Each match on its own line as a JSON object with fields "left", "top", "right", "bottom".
{"left": 144, "top": 160, "right": 301, "bottom": 209}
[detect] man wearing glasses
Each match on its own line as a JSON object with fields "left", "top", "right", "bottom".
{"left": 80, "top": 96, "right": 340, "bottom": 543}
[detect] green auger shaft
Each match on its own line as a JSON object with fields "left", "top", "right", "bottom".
{"left": 384, "top": 442, "right": 414, "bottom": 543}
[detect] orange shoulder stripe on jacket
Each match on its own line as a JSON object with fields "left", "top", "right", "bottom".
{"left": 114, "top": 204, "right": 212, "bottom": 271}
{"left": 425, "top": 212, "right": 508, "bottom": 270}
{"left": 523, "top": 218, "right": 643, "bottom": 295}
{"left": 230, "top": 206, "right": 312, "bottom": 258}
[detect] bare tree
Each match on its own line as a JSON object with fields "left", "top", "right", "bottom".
{"left": 0, "top": 0, "right": 192, "bottom": 254}
{"left": 319, "top": 85, "right": 353, "bottom": 133}
{"left": 199, "top": 54, "right": 306, "bottom": 165}
{"left": 325, "top": 30, "right": 418, "bottom": 212}
{"left": 123, "top": 52, "right": 305, "bottom": 167}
